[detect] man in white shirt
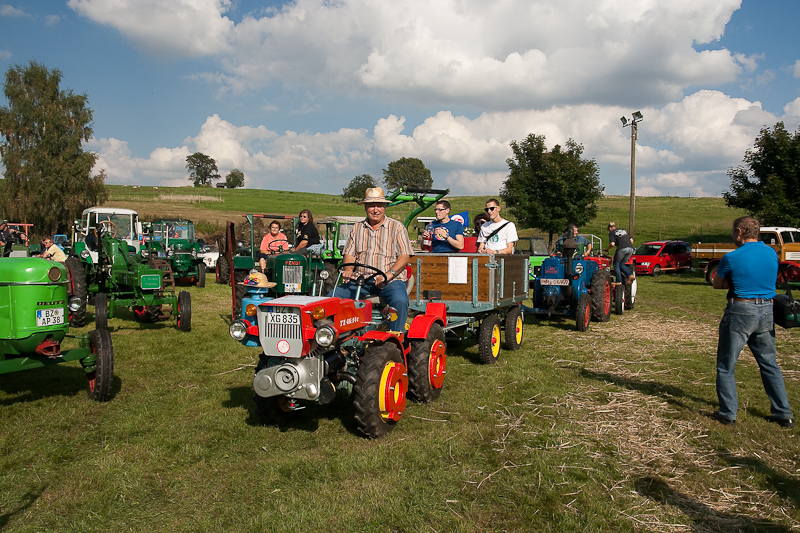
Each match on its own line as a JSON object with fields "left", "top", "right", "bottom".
{"left": 476, "top": 198, "right": 518, "bottom": 254}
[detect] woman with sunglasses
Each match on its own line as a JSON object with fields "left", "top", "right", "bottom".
{"left": 295, "top": 210, "right": 324, "bottom": 255}
{"left": 476, "top": 199, "right": 518, "bottom": 254}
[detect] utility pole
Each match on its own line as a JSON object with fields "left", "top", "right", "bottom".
{"left": 620, "top": 111, "right": 643, "bottom": 238}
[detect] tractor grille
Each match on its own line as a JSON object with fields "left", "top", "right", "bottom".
{"left": 257, "top": 306, "right": 304, "bottom": 358}
{"left": 283, "top": 265, "right": 303, "bottom": 285}
{"left": 263, "top": 322, "right": 302, "bottom": 341}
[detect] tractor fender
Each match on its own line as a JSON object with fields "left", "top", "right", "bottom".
{"left": 359, "top": 330, "right": 405, "bottom": 353}
{"left": 406, "top": 314, "right": 445, "bottom": 341}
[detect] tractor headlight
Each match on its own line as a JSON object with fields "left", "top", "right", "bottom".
{"left": 80, "top": 248, "right": 90, "bottom": 259}
{"left": 229, "top": 320, "right": 248, "bottom": 340}
{"left": 191, "top": 249, "right": 198, "bottom": 259}
{"left": 167, "top": 249, "right": 174, "bottom": 258}
{"left": 319, "top": 269, "right": 330, "bottom": 280}
{"left": 315, "top": 325, "right": 336, "bottom": 347}
{"left": 48, "top": 266, "right": 62, "bottom": 282}
{"left": 574, "top": 263, "right": 584, "bottom": 275}
{"left": 141, "top": 248, "right": 149, "bottom": 258}
{"left": 68, "top": 296, "right": 83, "bottom": 312}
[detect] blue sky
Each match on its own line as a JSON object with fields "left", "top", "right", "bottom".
{"left": 1, "top": 0, "right": 799, "bottom": 197}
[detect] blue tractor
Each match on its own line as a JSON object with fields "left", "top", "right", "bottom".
{"left": 530, "top": 238, "right": 612, "bottom": 331}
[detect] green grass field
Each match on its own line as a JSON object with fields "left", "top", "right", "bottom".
{"left": 3, "top": 192, "right": 797, "bottom": 532}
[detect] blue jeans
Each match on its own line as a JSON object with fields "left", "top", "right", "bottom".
{"left": 328, "top": 279, "right": 409, "bottom": 332}
{"left": 614, "top": 247, "right": 634, "bottom": 283}
{"left": 716, "top": 301, "right": 793, "bottom": 420}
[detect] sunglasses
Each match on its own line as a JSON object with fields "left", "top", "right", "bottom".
{"left": 434, "top": 208, "right": 447, "bottom": 212}
{"left": 484, "top": 206, "right": 498, "bottom": 213}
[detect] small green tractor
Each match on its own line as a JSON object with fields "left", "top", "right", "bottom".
{"left": 140, "top": 218, "right": 207, "bottom": 288}
{"left": 0, "top": 257, "right": 114, "bottom": 401}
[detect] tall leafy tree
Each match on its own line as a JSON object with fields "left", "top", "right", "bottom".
{"left": 186, "top": 152, "right": 220, "bottom": 187}
{"left": 342, "top": 173, "right": 377, "bottom": 202}
{"left": 225, "top": 168, "right": 245, "bottom": 189}
{"left": 0, "top": 61, "right": 107, "bottom": 235}
{"left": 382, "top": 157, "right": 433, "bottom": 191}
{"left": 501, "top": 134, "right": 604, "bottom": 245}
{"left": 723, "top": 122, "right": 800, "bottom": 226}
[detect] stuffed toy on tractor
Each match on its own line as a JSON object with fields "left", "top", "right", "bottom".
{"left": 530, "top": 238, "right": 612, "bottom": 331}
{"left": 0, "top": 257, "right": 114, "bottom": 401}
{"left": 229, "top": 264, "right": 448, "bottom": 438}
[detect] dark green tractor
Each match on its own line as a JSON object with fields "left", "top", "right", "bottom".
{"left": 0, "top": 257, "right": 114, "bottom": 401}
{"left": 140, "top": 218, "right": 206, "bottom": 288}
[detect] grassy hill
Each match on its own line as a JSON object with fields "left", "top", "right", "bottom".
{"left": 106, "top": 185, "right": 744, "bottom": 245}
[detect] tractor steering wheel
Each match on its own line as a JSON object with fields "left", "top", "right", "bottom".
{"left": 98, "top": 220, "right": 118, "bottom": 238}
{"left": 338, "top": 262, "right": 388, "bottom": 286}
{"left": 267, "top": 238, "right": 290, "bottom": 253}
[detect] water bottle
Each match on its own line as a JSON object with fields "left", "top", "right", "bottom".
{"left": 423, "top": 223, "right": 433, "bottom": 250}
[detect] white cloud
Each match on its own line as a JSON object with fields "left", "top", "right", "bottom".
{"left": 734, "top": 53, "right": 762, "bottom": 72}
{"left": 0, "top": 5, "right": 31, "bottom": 17}
{"left": 0, "top": 49, "right": 11, "bottom": 60}
{"left": 794, "top": 60, "right": 800, "bottom": 79}
{"left": 44, "top": 14, "right": 61, "bottom": 26}
{"left": 71, "top": 0, "right": 744, "bottom": 109}
{"left": 756, "top": 69, "right": 776, "bottom": 85}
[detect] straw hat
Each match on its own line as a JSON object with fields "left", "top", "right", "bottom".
{"left": 358, "top": 187, "right": 392, "bottom": 205}
{"left": 238, "top": 272, "right": 277, "bottom": 288}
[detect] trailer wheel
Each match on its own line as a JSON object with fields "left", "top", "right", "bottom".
{"left": 590, "top": 270, "right": 612, "bottom": 322}
{"left": 576, "top": 293, "right": 592, "bottom": 331}
{"left": 625, "top": 278, "right": 637, "bottom": 311}
{"left": 216, "top": 255, "right": 229, "bottom": 284}
{"left": 614, "top": 284, "right": 625, "bottom": 315}
{"left": 65, "top": 256, "right": 87, "bottom": 328}
{"left": 197, "top": 262, "right": 206, "bottom": 287}
{"left": 177, "top": 291, "right": 191, "bottom": 332}
{"left": 253, "top": 354, "right": 295, "bottom": 426}
{"left": 95, "top": 292, "right": 109, "bottom": 330}
{"left": 408, "top": 323, "right": 447, "bottom": 403}
{"left": 353, "top": 342, "right": 407, "bottom": 438}
{"left": 86, "top": 329, "right": 114, "bottom": 402}
{"left": 478, "top": 314, "right": 502, "bottom": 364}
{"left": 504, "top": 306, "right": 524, "bottom": 350}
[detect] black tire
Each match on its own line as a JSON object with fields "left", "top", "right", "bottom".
{"left": 322, "top": 260, "right": 338, "bottom": 295}
{"left": 353, "top": 342, "right": 407, "bottom": 438}
{"left": 625, "top": 278, "right": 637, "bottom": 311}
{"left": 95, "top": 292, "right": 109, "bottom": 330}
{"left": 576, "top": 293, "right": 591, "bottom": 332}
{"left": 652, "top": 264, "right": 661, "bottom": 276}
{"left": 707, "top": 265, "right": 718, "bottom": 285}
{"left": 233, "top": 269, "right": 248, "bottom": 318}
{"left": 503, "top": 306, "right": 524, "bottom": 350}
{"left": 144, "top": 305, "right": 161, "bottom": 322}
{"left": 590, "top": 270, "right": 612, "bottom": 322}
{"left": 478, "top": 314, "right": 501, "bottom": 364}
{"left": 614, "top": 283, "right": 625, "bottom": 315}
{"left": 86, "top": 329, "right": 114, "bottom": 402}
{"left": 177, "top": 291, "right": 191, "bottom": 332}
{"left": 197, "top": 262, "right": 206, "bottom": 287}
{"left": 216, "top": 255, "right": 229, "bottom": 284}
{"left": 408, "top": 323, "right": 447, "bottom": 403}
{"left": 65, "top": 256, "right": 87, "bottom": 328}
{"left": 253, "top": 354, "right": 295, "bottom": 426}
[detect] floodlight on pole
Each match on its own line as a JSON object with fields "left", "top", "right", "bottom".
{"left": 621, "top": 111, "right": 643, "bottom": 239}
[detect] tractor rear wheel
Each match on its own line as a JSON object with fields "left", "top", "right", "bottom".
{"left": 614, "top": 284, "right": 625, "bottom": 315}
{"left": 354, "top": 342, "right": 407, "bottom": 438}
{"left": 478, "top": 314, "right": 502, "bottom": 364}
{"left": 65, "top": 256, "right": 87, "bottom": 328}
{"left": 197, "top": 262, "right": 206, "bottom": 287}
{"left": 625, "top": 278, "right": 637, "bottom": 310}
{"left": 95, "top": 293, "right": 109, "bottom": 330}
{"left": 216, "top": 255, "right": 229, "bottom": 284}
{"left": 86, "top": 329, "right": 114, "bottom": 402}
{"left": 177, "top": 291, "right": 191, "bottom": 332}
{"left": 234, "top": 269, "right": 248, "bottom": 318}
{"left": 408, "top": 323, "right": 447, "bottom": 403}
{"left": 322, "top": 260, "right": 338, "bottom": 294}
{"left": 576, "top": 293, "right": 591, "bottom": 331}
{"left": 590, "top": 270, "right": 612, "bottom": 322}
{"left": 503, "top": 306, "right": 524, "bottom": 350}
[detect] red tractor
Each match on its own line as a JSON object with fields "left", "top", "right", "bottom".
{"left": 230, "top": 263, "right": 448, "bottom": 438}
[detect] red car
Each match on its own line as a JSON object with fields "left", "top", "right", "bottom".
{"left": 633, "top": 240, "right": 692, "bottom": 275}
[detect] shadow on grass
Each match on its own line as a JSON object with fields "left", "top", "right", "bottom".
{"left": 716, "top": 452, "right": 800, "bottom": 508}
{"left": 0, "top": 485, "right": 46, "bottom": 530}
{"left": 579, "top": 369, "right": 716, "bottom": 411}
{"left": 634, "top": 476, "right": 790, "bottom": 532}
{"left": 0, "top": 364, "right": 121, "bottom": 406}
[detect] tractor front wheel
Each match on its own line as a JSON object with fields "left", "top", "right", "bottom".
{"left": 478, "top": 314, "right": 502, "bottom": 364}
{"left": 576, "top": 293, "right": 591, "bottom": 332}
{"left": 614, "top": 284, "right": 625, "bottom": 315}
{"left": 177, "top": 291, "right": 191, "bottom": 332}
{"left": 353, "top": 342, "right": 407, "bottom": 438}
{"left": 86, "top": 329, "right": 114, "bottom": 402}
{"left": 590, "top": 270, "right": 612, "bottom": 322}
{"left": 65, "top": 256, "right": 87, "bottom": 328}
{"left": 408, "top": 323, "right": 447, "bottom": 403}
{"left": 625, "top": 278, "right": 637, "bottom": 310}
{"left": 95, "top": 293, "right": 109, "bottom": 330}
{"left": 197, "top": 262, "right": 206, "bottom": 287}
{"left": 504, "top": 306, "right": 524, "bottom": 350}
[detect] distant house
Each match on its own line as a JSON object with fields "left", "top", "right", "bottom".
{"left": 216, "top": 183, "right": 226, "bottom": 188}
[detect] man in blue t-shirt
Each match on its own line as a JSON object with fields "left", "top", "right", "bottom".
{"left": 710, "top": 216, "right": 793, "bottom": 428}
{"left": 424, "top": 200, "right": 465, "bottom": 253}
{"left": 556, "top": 224, "right": 592, "bottom": 257}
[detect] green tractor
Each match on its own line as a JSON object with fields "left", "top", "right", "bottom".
{"left": 140, "top": 218, "right": 206, "bottom": 288}
{"left": 0, "top": 257, "right": 114, "bottom": 401}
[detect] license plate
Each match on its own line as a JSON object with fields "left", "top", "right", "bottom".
{"left": 284, "top": 283, "right": 301, "bottom": 293}
{"left": 539, "top": 278, "right": 570, "bottom": 286}
{"left": 266, "top": 312, "right": 300, "bottom": 325}
{"left": 36, "top": 308, "right": 64, "bottom": 327}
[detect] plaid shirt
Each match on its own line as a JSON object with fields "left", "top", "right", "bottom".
{"left": 343, "top": 216, "right": 414, "bottom": 281}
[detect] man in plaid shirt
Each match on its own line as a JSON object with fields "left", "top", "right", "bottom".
{"left": 329, "top": 188, "right": 414, "bottom": 331}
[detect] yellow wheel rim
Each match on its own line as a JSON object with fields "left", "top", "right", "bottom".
{"left": 514, "top": 315, "right": 523, "bottom": 345}
{"left": 491, "top": 324, "right": 500, "bottom": 358}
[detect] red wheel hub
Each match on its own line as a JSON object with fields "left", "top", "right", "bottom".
{"left": 428, "top": 340, "right": 446, "bottom": 389}
{"left": 379, "top": 362, "right": 408, "bottom": 422}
